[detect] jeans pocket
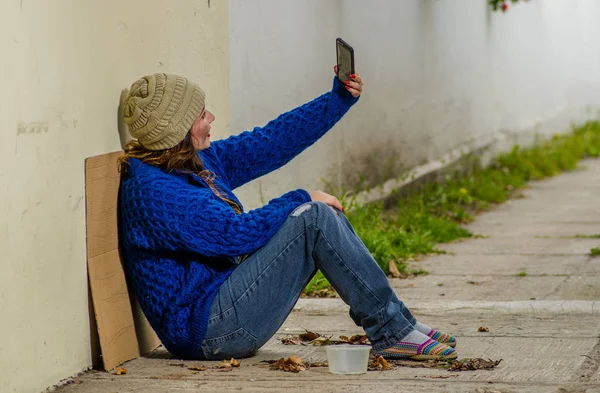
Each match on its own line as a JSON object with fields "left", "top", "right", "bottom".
{"left": 200, "top": 327, "right": 258, "bottom": 360}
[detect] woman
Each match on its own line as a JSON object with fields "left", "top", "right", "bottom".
{"left": 118, "top": 69, "right": 457, "bottom": 361}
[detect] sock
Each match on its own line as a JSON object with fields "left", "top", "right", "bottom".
{"left": 415, "top": 321, "right": 434, "bottom": 335}
{"left": 400, "top": 329, "right": 430, "bottom": 345}
{"left": 415, "top": 321, "right": 456, "bottom": 347}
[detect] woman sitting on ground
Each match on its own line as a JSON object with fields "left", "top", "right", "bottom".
{"left": 118, "top": 68, "right": 457, "bottom": 361}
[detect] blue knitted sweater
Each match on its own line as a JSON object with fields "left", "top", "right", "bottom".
{"left": 118, "top": 77, "right": 358, "bottom": 358}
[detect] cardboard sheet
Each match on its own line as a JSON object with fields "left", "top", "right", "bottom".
{"left": 85, "top": 151, "right": 161, "bottom": 370}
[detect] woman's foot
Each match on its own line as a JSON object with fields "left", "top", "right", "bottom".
{"left": 373, "top": 330, "right": 457, "bottom": 361}
{"left": 415, "top": 321, "right": 457, "bottom": 348}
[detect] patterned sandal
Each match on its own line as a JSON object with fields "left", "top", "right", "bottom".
{"left": 427, "top": 329, "right": 457, "bottom": 348}
{"left": 374, "top": 338, "right": 457, "bottom": 361}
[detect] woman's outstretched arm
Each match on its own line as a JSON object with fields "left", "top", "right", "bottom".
{"left": 211, "top": 72, "right": 362, "bottom": 189}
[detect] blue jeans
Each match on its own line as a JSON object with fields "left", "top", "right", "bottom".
{"left": 199, "top": 202, "right": 416, "bottom": 359}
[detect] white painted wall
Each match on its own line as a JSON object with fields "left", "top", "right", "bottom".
{"left": 2, "top": 1, "right": 598, "bottom": 390}
{"left": 0, "top": 1, "right": 229, "bottom": 392}
{"left": 230, "top": 0, "right": 600, "bottom": 208}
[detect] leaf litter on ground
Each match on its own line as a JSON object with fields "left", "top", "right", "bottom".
{"left": 389, "top": 358, "right": 502, "bottom": 372}
{"left": 448, "top": 358, "right": 502, "bottom": 371}
{"left": 263, "top": 356, "right": 328, "bottom": 373}
{"left": 264, "top": 354, "right": 501, "bottom": 374}
{"left": 281, "top": 330, "right": 370, "bottom": 346}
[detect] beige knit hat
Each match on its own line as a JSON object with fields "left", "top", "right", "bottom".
{"left": 122, "top": 73, "right": 206, "bottom": 150}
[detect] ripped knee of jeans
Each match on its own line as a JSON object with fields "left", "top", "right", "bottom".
{"left": 291, "top": 203, "right": 312, "bottom": 217}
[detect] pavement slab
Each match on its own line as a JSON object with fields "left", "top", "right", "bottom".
{"left": 467, "top": 221, "right": 600, "bottom": 238}
{"left": 391, "top": 275, "right": 568, "bottom": 301}
{"left": 546, "top": 276, "right": 600, "bottom": 300}
{"left": 437, "top": 237, "right": 598, "bottom": 255}
{"left": 417, "top": 254, "right": 592, "bottom": 276}
{"left": 577, "top": 257, "right": 600, "bottom": 275}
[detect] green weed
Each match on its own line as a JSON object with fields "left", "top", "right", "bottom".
{"left": 574, "top": 234, "right": 600, "bottom": 239}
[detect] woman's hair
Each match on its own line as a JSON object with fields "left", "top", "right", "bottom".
{"left": 118, "top": 133, "right": 242, "bottom": 214}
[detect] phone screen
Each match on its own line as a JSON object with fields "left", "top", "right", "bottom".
{"left": 336, "top": 39, "right": 354, "bottom": 82}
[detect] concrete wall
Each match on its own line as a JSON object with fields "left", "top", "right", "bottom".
{"left": 0, "top": 1, "right": 229, "bottom": 392}
{"left": 230, "top": 0, "right": 600, "bottom": 209}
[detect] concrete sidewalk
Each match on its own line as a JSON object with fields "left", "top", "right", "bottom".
{"left": 56, "top": 160, "right": 600, "bottom": 393}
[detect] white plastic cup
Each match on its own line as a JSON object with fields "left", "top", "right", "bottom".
{"left": 326, "top": 344, "right": 372, "bottom": 374}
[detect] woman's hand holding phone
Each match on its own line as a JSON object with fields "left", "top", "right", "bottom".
{"left": 334, "top": 65, "right": 363, "bottom": 98}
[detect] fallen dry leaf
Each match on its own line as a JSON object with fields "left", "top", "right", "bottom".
{"left": 281, "top": 336, "right": 302, "bottom": 345}
{"left": 368, "top": 355, "right": 392, "bottom": 371}
{"left": 231, "top": 358, "right": 240, "bottom": 368}
{"left": 218, "top": 360, "right": 232, "bottom": 369}
{"left": 388, "top": 259, "right": 402, "bottom": 278}
{"left": 467, "top": 281, "right": 482, "bottom": 285}
{"left": 421, "top": 374, "right": 458, "bottom": 379}
{"left": 478, "top": 326, "right": 490, "bottom": 332}
{"left": 269, "top": 357, "right": 307, "bottom": 373}
{"left": 73, "top": 378, "right": 82, "bottom": 384}
{"left": 187, "top": 364, "right": 207, "bottom": 371}
{"left": 115, "top": 367, "right": 128, "bottom": 375}
{"left": 307, "top": 336, "right": 336, "bottom": 346}
{"left": 299, "top": 331, "right": 320, "bottom": 342}
{"left": 448, "top": 358, "right": 502, "bottom": 371}
{"left": 350, "top": 334, "right": 369, "bottom": 344}
{"left": 338, "top": 334, "right": 369, "bottom": 345}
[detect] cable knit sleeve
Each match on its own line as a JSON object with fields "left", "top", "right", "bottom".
{"left": 119, "top": 171, "right": 312, "bottom": 258}
{"left": 212, "top": 77, "right": 359, "bottom": 189}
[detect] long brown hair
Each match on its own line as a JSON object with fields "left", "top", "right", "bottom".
{"left": 118, "top": 133, "right": 242, "bottom": 214}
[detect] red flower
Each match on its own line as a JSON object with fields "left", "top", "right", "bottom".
{"left": 501, "top": 2, "right": 509, "bottom": 12}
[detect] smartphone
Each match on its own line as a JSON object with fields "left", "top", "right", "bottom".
{"left": 336, "top": 38, "right": 355, "bottom": 83}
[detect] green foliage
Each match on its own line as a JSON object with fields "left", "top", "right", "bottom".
{"left": 303, "top": 121, "right": 600, "bottom": 295}
{"left": 591, "top": 248, "right": 600, "bottom": 256}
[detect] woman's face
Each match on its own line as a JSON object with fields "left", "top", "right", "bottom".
{"left": 190, "top": 107, "right": 215, "bottom": 150}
